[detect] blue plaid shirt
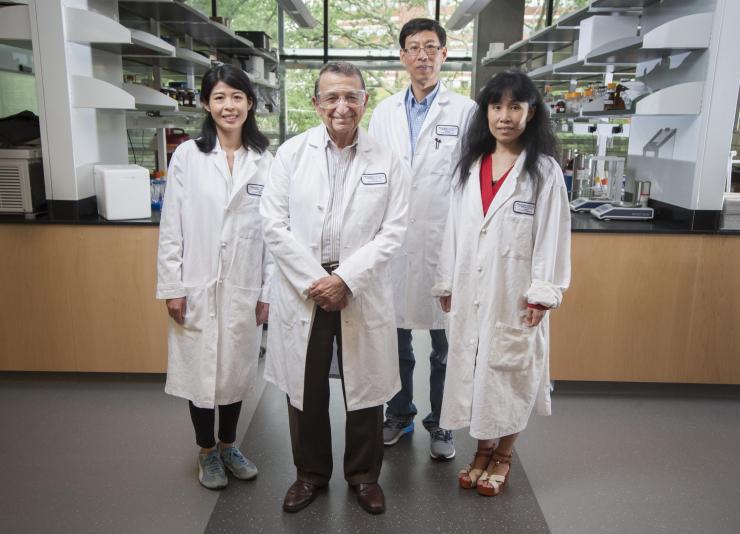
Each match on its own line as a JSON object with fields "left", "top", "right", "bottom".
{"left": 405, "top": 82, "right": 440, "bottom": 161}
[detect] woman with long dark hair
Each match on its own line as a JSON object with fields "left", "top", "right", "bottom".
{"left": 432, "top": 70, "right": 571, "bottom": 497}
{"left": 157, "top": 64, "right": 272, "bottom": 490}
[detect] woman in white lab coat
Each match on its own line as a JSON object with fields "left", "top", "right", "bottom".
{"left": 157, "top": 65, "right": 273, "bottom": 490}
{"left": 432, "top": 70, "right": 570, "bottom": 497}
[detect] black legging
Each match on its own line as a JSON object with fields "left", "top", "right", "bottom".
{"left": 188, "top": 401, "right": 242, "bottom": 449}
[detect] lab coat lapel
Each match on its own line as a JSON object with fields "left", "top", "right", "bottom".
{"left": 392, "top": 93, "right": 412, "bottom": 161}
{"left": 227, "top": 148, "right": 261, "bottom": 207}
{"left": 417, "top": 83, "right": 447, "bottom": 143}
{"left": 342, "top": 128, "right": 371, "bottom": 214}
{"left": 483, "top": 151, "right": 527, "bottom": 225}
{"left": 466, "top": 158, "right": 485, "bottom": 226}
{"left": 211, "top": 139, "right": 231, "bottom": 190}
{"left": 308, "top": 125, "right": 331, "bottom": 212}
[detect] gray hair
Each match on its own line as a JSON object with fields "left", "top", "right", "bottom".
{"left": 314, "top": 62, "right": 366, "bottom": 97}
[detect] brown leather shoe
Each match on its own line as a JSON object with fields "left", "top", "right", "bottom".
{"left": 350, "top": 482, "right": 386, "bottom": 514}
{"left": 282, "top": 480, "right": 324, "bottom": 513}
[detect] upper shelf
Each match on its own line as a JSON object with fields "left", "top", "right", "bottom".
{"left": 96, "top": 29, "right": 176, "bottom": 57}
{"left": 249, "top": 77, "right": 279, "bottom": 90}
{"left": 124, "top": 47, "right": 211, "bottom": 76}
{"left": 589, "top": 0, "right": 661, "bottom": 10}
{"left": 118, "top": 0, "right": 276, "bottom": 63}
{"left": 121, "top": 83, "right": 178, "bottom": 111}
{"left": 65, "top": 7, "right": 130, "bottom": 45}
{"left": 482, "top": 37, "right": 573, "bottom": 68}
{"left": 0, "top": 4, "right": 32, "bottom": 48}
{"left": 561, "top": 81, "right": 704, "bottom": 118}
{"left": 482, "top": 7, "right": 587, "bottom": 66}
{"left": 585, "top": 12, "right": 712, "bottom": 64}
{"left": 481, "top": 0, "right": 684, "bottom": 69}
{"left": 634, "top": 81, "right": 703, "bottom": 115}
{"left": 71, "top": 75, "right": 136, "bottom": 110}
{"left": 545, "top": 54, "right": 636, "bottom": 75}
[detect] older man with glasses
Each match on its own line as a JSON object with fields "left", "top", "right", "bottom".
{"left": 369, "top": 18, "right": 476, "bottom": 461}
{"left": 261, "top": 62, "right": 409, "bottom": 515}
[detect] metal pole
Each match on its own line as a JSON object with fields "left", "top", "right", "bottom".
{"left": 546, "top": 0, "right": 554, "bottom": 26}
{"left": 435, "top": 0, "right": 440, "bottom": 21}
{"left": 278, "top": 5, "right": 287, "bottom": 143}
{"left": 323, "top": 0, "right": 329, "bottom": 64}
{"left": 211, "top": 0, "right": 217, "bottom": 18}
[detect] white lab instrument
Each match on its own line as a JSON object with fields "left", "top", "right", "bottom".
{"left": 0, "top": 147, "right": 46, "bottom": 216}
{"left": 590, "top": 203, "right": 655, "bottom": 220}
{"left": 93, "top": 164, "right": 151, "bottom": 220}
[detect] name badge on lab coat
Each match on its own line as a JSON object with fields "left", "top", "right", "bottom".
{"left": 435, "top": 125, "right": 459, "bottom": 137}
{"left": 513, "top": 201, "right": 535, "bottom": 215}
{"left": 246, "top": 184, "right": 264, "bottom": 196}
{"left": 361, "top": 173, "right": 387, "bottom": 185}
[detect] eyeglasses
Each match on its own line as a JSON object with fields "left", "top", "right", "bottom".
{"left": 316, "top": 90, "right": 367, "bottom": 109}
{"left": 402, "top": 45, "right": 443, "bottom": 57}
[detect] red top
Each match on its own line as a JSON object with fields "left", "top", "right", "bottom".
{"left": 480, "top": 153, "right": 513, "bottom": 216}
{"left": 480, "top": 153, "right": 549, "bottom": 312}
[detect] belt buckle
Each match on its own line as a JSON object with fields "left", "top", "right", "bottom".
{"left": 323, "top": 262, "right": 339, "bottom": 273}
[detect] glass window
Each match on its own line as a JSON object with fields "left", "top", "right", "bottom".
{"left": 285, "top": 67, "right": 472, "bottom": 137}
{"left": 524, "top": 0, "right": 590, "bottom": 38}
{"left": 285, "top": 68, "right": 321, "bottom": 136}
{"left": 328, "top": 0, "right": 429, "bottom": 51}
{"left": 439, "top": 0, "right": 475, "bottom": 56}
{"left": 185, "top": 0, "right": 279, "bottom": 40}
{"left": 283, "top": 0, "right": 325, "bottom": 50}
{"left": 0, "top": 70, "right": 37, "bottom": 117}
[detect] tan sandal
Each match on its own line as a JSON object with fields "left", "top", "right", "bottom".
{"left": 477, "top": 449, "right": 512, "bottom": 497}
{"left": 458, "top": 447, "right": 493, "bottom": 489}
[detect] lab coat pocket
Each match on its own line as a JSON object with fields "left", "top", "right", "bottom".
{"left": 360, "top": 284, "right": 387, "bottom": 329}
{"left": 228, "top": 229, "right": 262, "bottom": 289}
{"left": 233, "top": 186, "right": 262, "bottom": 211}
{"left": 501, "top": 214, "right": 533, "bottom": 260}
{"left": 489, "top": 321, "right": 536, "bottom": 371}
{"left": 226, "top": 286, "right": 260, "bottom": 331}
{"left": 182, "top": 286, "right": 207, "bottom": 332}
{"left": 354, "top": 186, "right": 388, "bottom": 230}
{"left": 275, "top": 278, "right": 298, "bottom": 327}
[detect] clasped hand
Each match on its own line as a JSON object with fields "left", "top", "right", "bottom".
{"left": 309, "top": 274, "right": 349, "bottom": 311}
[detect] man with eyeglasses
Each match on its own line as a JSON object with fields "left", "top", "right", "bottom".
{"left": 369, "top": 18, "right": 476, "bottom": 461}
{"left": 261, "top": 62, "right": 409, "bottom": 515}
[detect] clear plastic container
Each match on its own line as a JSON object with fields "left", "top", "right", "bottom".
{"left": 150, "top": 179, "right": 166, "bottom": 210}
{"left": 588, "top": 156, "right": 625, "bottom": 201}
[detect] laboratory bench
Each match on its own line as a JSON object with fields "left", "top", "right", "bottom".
{"left": 1, "top": 206, "right": 739, "bottom": 384}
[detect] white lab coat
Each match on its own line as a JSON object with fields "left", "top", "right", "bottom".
{"left": 260, "top": 125, "right": 410, "bottom": 412}
{"left": 369, "top": 83, "right": 476, "bottom": 329}
{"left": 157, "top": 139, "right": 273, "bottom": 409}
{"left": 432, "top": 152, "right": 571, "bottom": 439}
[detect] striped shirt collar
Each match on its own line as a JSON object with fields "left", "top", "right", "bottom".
{"left": 322, "top": 125, "right": 359, "bottom": 151}
{"left": 405, "top": 81, "right": 441, "bottom": 110}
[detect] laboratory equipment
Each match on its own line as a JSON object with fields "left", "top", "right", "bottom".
{"left": 570, "top": 155, "right": 625, "bottom": 212}
{"left": 590, "top": 180, "right": 655, "bottom": 220}
{"left": 94, "top": 164, "right": 151, "bottom": 220}
{"left": 0, "top": 147, "right": 47, "bottom": 216}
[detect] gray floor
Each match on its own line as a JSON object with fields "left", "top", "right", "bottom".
{"left": 517, "top": 381, "right": 740, "bottom": 534}
{"left": 0, "top": 371, "right": 265, "bottom": 534}
{"left": 1, "top": 335, "right": 740, "bottom": 534}
{"left": 204, "top": 381, "right": 549, "bottom": 534}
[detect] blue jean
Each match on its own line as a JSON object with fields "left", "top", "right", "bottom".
{"left": 386, "top": 328, "right": 448, "bottom": 431}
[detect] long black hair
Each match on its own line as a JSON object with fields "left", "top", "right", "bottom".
{"left": 457, "top": 69, "right": 557, "bottom": 186}
{"left": 195, "top": 64, "right": 269, "bottom": 154}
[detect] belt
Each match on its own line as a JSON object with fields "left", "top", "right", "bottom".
{"left": 321, "top": 261, "right": 339, "bottom": 274}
